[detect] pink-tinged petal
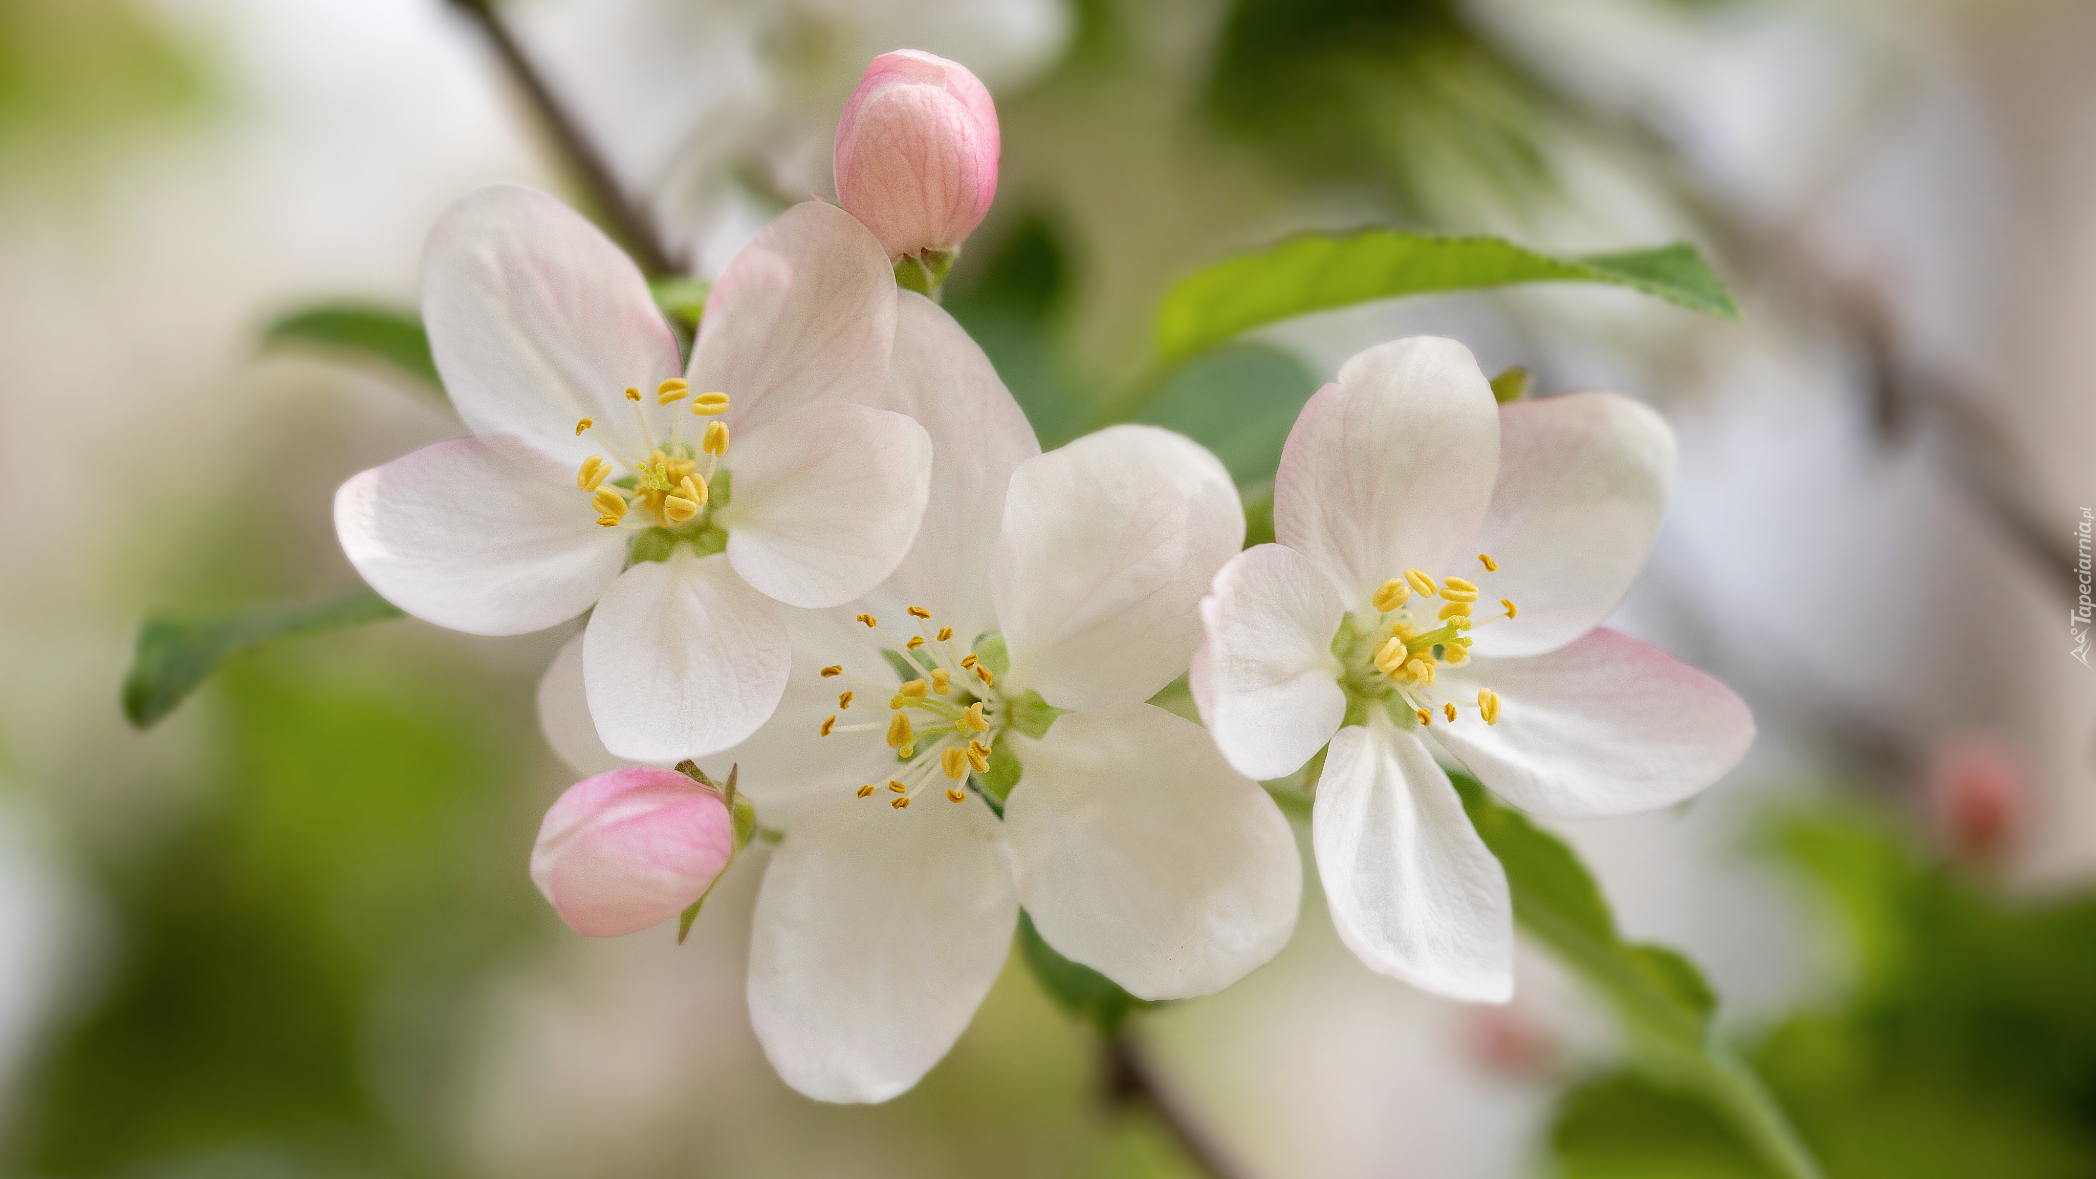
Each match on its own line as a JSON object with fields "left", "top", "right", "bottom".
{"left": 334, "top": 438, "right": 627, "bottom": 636}
{"left": 993, "top": 425, "right": 1244, "bottom": 707}
{"left": 1275, "top": 337, "right": 1500, "bottom": 605}
{"left": 1431, "top": 627, "right": 1754, "bottom": 819}
{"left": 720, "top": 404, "right": 933, "bottom": 608}
{"left": 690, "top": 201, "right": 897, "bottom": 435}
{"left": 1193, "top": 545, "right": 1348, "bottom": 781}
{"left": 1005, "top": 703, "right": 1301, "bottom": 1000}
{"left": 537, "top": 633, "right": 632, "bottom": 777}
{"left": 1314, "top": 722, "right": 1513, "bottom": 1003}
{"left": 748, "top": 793, "right": 1016, "bottom": 1103}
{"left": 860, "top": 291, "right": 1039, "bottom": 641}
{"left": 1468, "top": 392, "right": 1675, "bottom": 659}
{"left": 529, "top": 766, "right": 735, "bottom": 938}
{"left": 421, "top": 183, "right": 683, "bottom": 469}
{"left": 834, "top": 49, "right": 1000, "bottom": 259}
{"left": 584, "top": 549, "right": 790, "bottom": 763}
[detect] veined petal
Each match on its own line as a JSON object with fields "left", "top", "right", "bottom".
{"left": 1193, "top": 545, "right": 1349, "bottom": 781}
{"left": 720, "top": 404, "right": 933, "bottom": 608}
{"left": 421, "top": 183, "right": 682, "bottom": 468}
{"left": 584, "top": 549, "right": 790, "bottom": 763}
{"left": 690, "top": 201, "right": 897, "bottom": 436}
{"left": 1005, "top": 703, "right": 1300, "bottom": 1000}
{"left": 1275, "top": 338, "right": 1499, "bottom": 605}
{"left": 993, "top": 426, "right": 1243, "bottom": 708}
{"left": 861, "top": 291, "right": 1039, "bottom": 641}
{"left": 335, "top": 438, "right": 626, "bottom": 636}
{"left": 1432, "top": 628, "right": 1754, "bottom": 819}
{"left": 1468, "top": 392, "right": 1675, "bottom": 659}
{"left": 1314, "top": 722, "right": 1512, "bottom": 1003}
{"left": 538, "top": 633, "right": 633, "bottom": 777}
{"left": 713, "top": 607, "right": 907, "bottom": 811}
{"left": 748, "top": 793, "right": 1017, "bottom": 1104}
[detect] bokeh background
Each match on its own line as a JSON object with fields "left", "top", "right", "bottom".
{"left": 4, "top": 0, "right": 2095, "bottom": 1175}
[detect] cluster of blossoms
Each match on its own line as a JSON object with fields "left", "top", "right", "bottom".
{"left": 336, "top": 50, "right": 1752, "bottom": 1102}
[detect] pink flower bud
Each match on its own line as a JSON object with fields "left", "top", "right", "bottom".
{"left": 1927, "top": 733, "right": 2029, "bottom": 866}
{"left": 833, "top": 49, "right": 999, "bottom": 261}
{"left": 530, "top": 766, "right": 736, "bottom": 937}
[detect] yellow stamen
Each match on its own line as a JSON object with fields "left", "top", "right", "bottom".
{"left": 1502, "top": 598, "right": 1518, "bottom": 620}
{"left": 576, "top": 455, "right": 611, "bottom": 492}
{"left": 691, "top": 391, "right": 729, "bottom": 415}
{"left": 898, "top": 743, "right": 916, "bottom": 759}
{"left": 656, "top": 378, "right": 691, "bottom": 404}
{"left": 898, "top": 679, "right": 928, "bottom": 698}
{"left": 590, "top": 487, "right": 628, "bottom": 527}
{"left": 1479, "top": 553, "right": 1499, "bottom": 572}
{"left": 1417, "top": 708, "right": 1432, "bottom": 726}
{"left": 964, "top": 702, "right": 989, "bottom": 732}
{"left": 931, "top": 668, "right": 951, "bottom": 694}
{"left": 1405, "top": 568, "right": 1439, "bottom": 598}
{"left": 1438, "top": 601, "right": 1472, "bottom": 621}
{"left": 1372, "top": 578, "right": 1410, "bottom": 613}
{"left": 820, "top": 715, "right": 836, "bottom": 736}
{"left": 941, "top": 747, "right": 969, "bottom": 780}
{"left": 966, "top": 746, "right": 990, "bottom": 773}
{"left": 969, "top": 739, "right": 992, "bottom": 758}
{"left": 857, "top": 614, "right": 877, "bottom": 628}
{"left": 1442, "top": 644, "right": 1470, "bottom": 667}
{"left": 975, "top": 665, "right": 994, "bottom": 687}
{"left": 624, "top": 387, "right": 641, "bottom": 402}
{"left": 960, "top": 653, "right": 977, "bottom": 669}
{"left": 1444, "top": 703, "right": 1457, "bottom": 723}
{"left": 907, "top": 606, "right": 931, "bottom": 619}
{"left": 1405, "top": 658, "right": 1436, "bottom": 686}
{"left": 662, "top": 491, "right": 701, "bottom": 526}
{"left": 701, "top": 421, "right": 730, "bottom": 456}
{"left": 946, "top": 788, "right": 967, "bottom": 803}
{"left": 1441, "top": 576, "right": 1480, "bottom": 603}
{"left": 857, "top": 784, "right": 875, "bottom": 798}
{"left": 892, "top": 797, "right": 910, "bottom": 809}
{"left": 936, "top": 626, "right": 953, "bottom": 642}
{"left": 888, "top": 780, "right": 906, "bottom": 793}
{"left": 677, "top": 474, "right": 706, "bottom": 507}
{"left": 574, "top": 417, "right": 593, "bottom": 436}
{"left": 1374, "top": 636, "right": 1408, "bottom": 675}
{"left": 1478, "top": 688, "right": 1501, "bottom": 725}
{"left": 906, "top": 635, "right": 924, "bottom": 650}
{"left": 839, "top": 691, "right": 853, "bottom": 709}
{"left": 886, "top": 713, "right": 913, "bottom": 749}
{"left": 821, "top": 665, "right": 843, "bottom": 678}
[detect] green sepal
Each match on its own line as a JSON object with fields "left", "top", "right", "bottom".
{"left": 123, "top": 587, "right": 404, "bottom": 728}
{"left": 670, "top": 762, "right": 753, "bottom": 946}
{"left": 1002, "top": 689, "right": 1064, "bottom": 740}
{"left": 894, "top": 249, "right": 957, "bottom": 299}
{"left": 973, "top": 632, "right": 1010, "bottom": 681}
{"left": 1017, "top": 910, "right": 1160, "bottom": 1035}
{"left": 689, "top": 525, "right": 728, "bottom": 557}
{"left": 1490, "top": 365, "right": 1532, "bottom": 404}
{"left": 627, "top": 528, "right": 679, "bottom": 566}
{"left": 706, "top": 468, "right": 731, "bottom": 508}
{"left": 978, "top": 738, "right": 1023, "bottom": 805}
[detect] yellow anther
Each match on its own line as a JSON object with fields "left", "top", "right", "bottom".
{"left": 888, "top": 780, "right": 906, "bottom": 793}
{"left": 821, "top": 665, "right": 843, "bottom": 678}
{"left": 960, "top": 653, "right": 977, "bottom": 669}
{"left": 1372, "top": 578, "right": 1410, "bottom": 613}
{"left": 931, "top": 668, "right": 951, "bottom": 694}
{"left": 1502, "top": 598, "right": 1518, "bottom": 620}
{"left": 590, "top": 487, "right": 628, "bottom": 526}
{"left": 1479, "top": 553, "right": 1499, "bottom": 572}
{"left": 969, "top": 739, "right": 992, "bottom": 759}
{"left": 1405, "top": 568, "right": 1439, "bottom": 598}
{"left": 1374, "top": 636, "right": 1408, "bottom": 675}
{"left": 574, "top": 417, "right": 593, "bottom": 436}
{"left": 898, "top": 679, "right": 929, "bottom": 698}
{"left": 1444, "top": 703, "right": 1458, "bottom": 723}
{"left": 691, "top": 391, "right": 730, "bottom": 415}
{"left": 892, "top": 797, "right": 910, "bottom": 809}
{"left": 839, "top": 690, "right": 853, "bottom": 709}
{"left": 941, "top": 747, "right": 969, "bottom": 780}
{"left": 1440, "top": 579, "right": 1479, "bottom": 603}
{"left": 1442, "top": 644, "right": 1470, "bottom": 667}
{"left": 702, "top": 421, "right": 730, "bottom": 456}
{"left": 662, "top": 492, "right": 701, "bottom": 526}
{"left": 886, "top": 713, "right": 913, "bottom": 749}
{"left": 1438, "top": 600, "right": 1473, "bottom": 621}
{"left": 1416, "top": 708, "right": 1433, "bottom": 727}
{"left": 966, "top": 746, "right": 990, "bottom": 773}
{"left": 857, "top": 784, "right": 875, "bottom": 798}
{"left": 820, "top": 715, "right": 836, "bottom": 737}
{"left": 625, "top": 386, "right": 641, "bottom": 402}
{"left": 677, "top": 474, "right": 707, "bottom": 507}
{"left": 576, "top": 455, "right": 611, "bottom": 492}
{"left": 1478, "top": 689, "right": 1501, "bottom": 725}
{"left": 946, "top": 788, "right": 967, "bottom": 803}
{"left": 975, "top": 664, "right": 994, "bottom": 687}
{"left": 906, "top": 635, "right": 924, "bottom": 650}
{"left": 908, "top": 606, "right": 931, "bottom": 619}
{"left": 656, "top": 378, "right": 691, "bottom": 404}
{"left": 857, "top": 614, "right": 877, "bottom": 628}
{"left": 1406, "top": 658, "right": 1436, "bottom": 686}
{"left": 936, "top": 626, "right": 953, "bottom": 642}
{"left": 964, "top": 702, "right": 989, "bottom": 732}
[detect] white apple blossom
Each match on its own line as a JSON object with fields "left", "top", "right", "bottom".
{"left": 336, "top": 183, "right": 932, "bottom": 765}
{"left": 1192, "top": 336, "right": 1755, "bottom": 1003}
{"left": 540, "top": 293, "right": 1301, "bottom": 1103}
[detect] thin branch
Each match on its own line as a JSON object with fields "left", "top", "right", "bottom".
{"left": 1101, "top": 1033, "right": 1253, "bottom": 1179}
{"left": 445, "top": 0, "right": 679, "bottom": 277}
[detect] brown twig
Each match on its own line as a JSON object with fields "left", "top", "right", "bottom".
{"left": 1102, "top": 1033, "right": 1253, "bottom": 1179}
{"left": 445, "top": 0, "right": 679, "bottom": 277}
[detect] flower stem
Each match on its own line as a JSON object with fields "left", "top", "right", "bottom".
{"left": 1101, "top": 1033, "right": 1254, "bottom": 1179}
{"left": 445, "top": 0, "right": 679, "bottom": 277}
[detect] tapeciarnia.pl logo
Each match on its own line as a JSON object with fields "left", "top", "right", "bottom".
{"left": 2074, "top": 508, "right": 2093, "bottom": 667}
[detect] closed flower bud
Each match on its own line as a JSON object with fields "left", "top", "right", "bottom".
{"left": 530, "top": 766, "right": 736, "bottom": 937}
{"left": 833, "top": 49, "right": 999, "bottom": 262}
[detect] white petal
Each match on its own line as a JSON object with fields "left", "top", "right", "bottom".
{"left": 1432, "top": 628, "right": 1755, "bottom": 819}
{"left": 421, "top": 183, "right": 683, "bottom": 468}
{"left": 714, "top": 607, "right": 908, "bottom": 811}
{"left": 1193, "top": 545, "right": 1349, "bottom": 781}
{"left": 993, "top": 425, "right": 1244, "bottom": 707}
{"left": 1005, "top": 703, "right": 1301, "bottom": 1000}
{"left": 537, "top": 633, "right": 633, "bottom": 777}
{"left": 862, "top": 291, "right": 1040, "bottom": 641}
{"left": 691, "top": 201, "right": 898, "bottom": 435}
{"left": 334, "top": 438, "right": 626, "bottom": 636}
{"left": 1468, "top": 392, "right": 1675, "bottom": 658}
{"left": 583, "top": 549, "right": 790, "bottom": 763}
{"left": 720, "top": 405, "right": 933, "bottom": 608}
{"left": 748, "top": 793, "right": 1017, "bottom": 1103}
{"left": 1313, "top": 722, "right": 1512, "bottom": 1002}
{"left": 1274, "top": 337, "right": 1500, "bottom": 605}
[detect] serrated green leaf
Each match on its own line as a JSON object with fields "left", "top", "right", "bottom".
{"left": 1017, "top": 910, "right": 1158, "bottom": 1035}
{"left": 262, "top": 303, "right": 442, "bottom": 394}
{"left": 1155, "top": 231, "right": 1739, "bottom": 362}
{"left": 122, "top": 588, "right": 404, "bottom": 728}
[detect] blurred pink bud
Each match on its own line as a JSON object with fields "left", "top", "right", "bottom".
{"left": 1463, "top": 1004, "right": 1556, "bottom": 1080}
{"left": 530, "top": 766, "right": 736, "bottom": 937}
{"left": 1927, "top": 733, "right": 2029, "bottom": 866}
{"left": 834, "top": 49, "right": 999, "bottom": 261}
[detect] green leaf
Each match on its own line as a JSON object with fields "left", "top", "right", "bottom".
{"left": 262, "top": 303, "right": 441, "bottom": 393}
{"left": 1017, "top": 910, "right": 1158, "bottom": 1035}
{"left": 1451, "top": 773, "right": 1821, "bottom": 1179}
{"left": 1155, "top": 231, "right": 1740, "bottom": 362}
{"left": 1133, "top": 342, "right": 1318, "bottom": 483}
{"left": 648, "top": 276, "right": 708, "bottom": 332}
{"left": 122, "top": 588, "right": 404, "bottom": 728}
